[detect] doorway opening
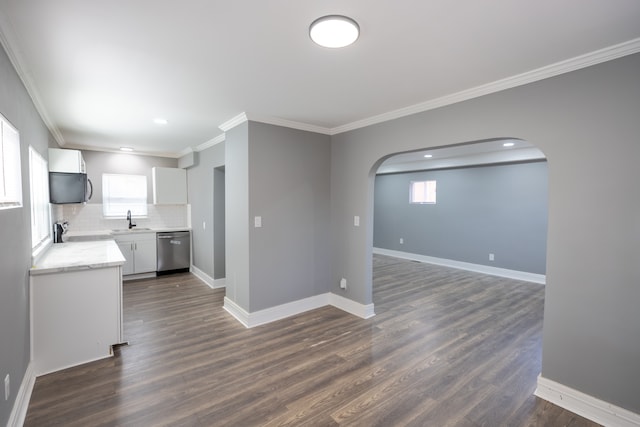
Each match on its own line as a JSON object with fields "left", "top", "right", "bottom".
{"left": 370, "top": 137, "right": 548, "bottom": 300}
{"left": 213, "top": 166, "right": 226, "bottom": 281}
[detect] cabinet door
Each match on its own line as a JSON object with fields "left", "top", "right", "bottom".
{"left": 133, "top": 238, "right": 157, "bottom": 273}
{"left": 116, "top": 241, "right": 134, "bottom": 275}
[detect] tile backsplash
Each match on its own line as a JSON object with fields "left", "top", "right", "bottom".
{"left": 53, "top": 204, "right": 190, "bottom": 232}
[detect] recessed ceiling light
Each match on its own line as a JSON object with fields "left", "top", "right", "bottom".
{"left": 153, "top": 118, "right": 168, "bottom": 125}
{"left": 309, "top": 15, "right": 359, "bottom": 48}
{"left": 424, "top": 154, "right": 433, "bottom": 158}
{"left": 503, "top": 142, "right": 515, "bottom": 147}
{"left": 120, "top": 147, "right": 134, "bottom": 152}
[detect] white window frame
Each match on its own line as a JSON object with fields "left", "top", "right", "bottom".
{"left": 0, "top": 113, "right": 22, "bottom": 209}
{"left": 29, "top": 146, "right": 51, "bottom": 253}
{"left": 410, "top": 180, "right": 437, "bottom": 204}
{"left": 102, "top": 173, "right": 148, "bottom": 218}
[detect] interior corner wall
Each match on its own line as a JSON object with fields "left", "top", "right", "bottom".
{"left": 330, "top": 53, "right": 640, "bottom": 414}
{"left": 374, "top": 161, "right": 548, "bottom": 274}
{"left": 225, "top": 122, "right": 250, "bottom": 310}
{"left": 0, "top": 43, "right": 54, "bottom": 425}
{"left": 185, "top": 142, "right": 225, "bottom": 279}
{"left": 247, "top": 122, "right": 332, "bottom": 311}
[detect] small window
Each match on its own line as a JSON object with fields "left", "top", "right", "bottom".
{"left": 102, "top": 174, "right": 147, "bottom": 218}
{"left": 29, "top": 146, "right": 51, "bottom": 251}
{"left": 0, "top": 114, "right": 22, "bottom": 209}
{"left": 410, "top": 180, "right": 436, "bottom": 204}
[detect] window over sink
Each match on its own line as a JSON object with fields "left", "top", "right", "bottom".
{"left": 102, "top": 173, "right": 147, "bottom": 218}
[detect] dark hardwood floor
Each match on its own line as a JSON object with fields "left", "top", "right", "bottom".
{"left": 24, "top": 255, "right": 600, "bottom": 426}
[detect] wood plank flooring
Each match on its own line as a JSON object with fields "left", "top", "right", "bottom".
{"left": 24, "top": 255, "right": 601, "bottom": 426}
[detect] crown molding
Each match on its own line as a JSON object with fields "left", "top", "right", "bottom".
{"left": 195, "top": 133, "right": 225, "bottom": 152}
{"left": 0, "top": 11, "right": 66, "bottom": 146}
{"left": 176, "top": 146, "right": 193, "bottom": 157}
{"left": 218, "top": 112, "right": 249, "bottom": 132}
{"left": 67, "top": 144, "right": 182, "bottom": 158}
{"left": 218, "top": 112, "right": 332, "bottom": 135}
{"left": 330, "top": 37, "right": 640, "bottom": 135}
{"left": 245, "top": 113, "right": 332, "bottom": 135}
{"left": 216, "top": 38, "right": 640, "bottom": 138}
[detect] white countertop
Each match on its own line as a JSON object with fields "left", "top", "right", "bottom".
{"left": 30, "top": 240, "right": 126, "bottom": 276}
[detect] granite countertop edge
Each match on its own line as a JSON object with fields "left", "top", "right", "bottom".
{"left": 30, "top": 240, "right": 126, "bottom": 276}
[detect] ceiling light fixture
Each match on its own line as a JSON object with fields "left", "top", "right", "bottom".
{"left": 424, "top": 154, "right": 433, "bottom": 158}
{"left": 503, "top": 142, "right": 515, "bottom": 147}
{"left": 153, "top": 118, "right": 168, "bottom": 125}
{"left": 309, "top": 15, "right": 359, "bottom": 48}
{"left": 120, "top": 147, "right": 134, "bottom": 152}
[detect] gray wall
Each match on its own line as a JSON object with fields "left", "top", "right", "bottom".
{"left": 82, "top": 150, "right": 177, "bottom": 204}
{"left": 213, "top": 167, "right": 226, "bottom": 279}
{"left": 330, "top": 53, "right": 640, "bottom": 413}
{"left": 184, "top": 143, "right": 225, "bottom": 279}
{"left": 247, "top": 122, "right": 332, "bottom": 311}
{"left": 374, "top": 161, "right": 548, "bottom": 274}
{"left": 0, "top": 44, "right": 55, "bottom": 425}
{"left": 225, "top": 122, "right": 250, "bottom": 309}
{"left": 225, "top": 121, "right": 331, "bottom": 312}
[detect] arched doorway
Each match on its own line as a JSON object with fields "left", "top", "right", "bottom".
{"left": 367, "top": 137, "right": 548, "bottom": 306}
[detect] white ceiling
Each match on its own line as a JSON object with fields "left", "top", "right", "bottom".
{"left": 0, "top": 1, "right": 639, "bottom": 158}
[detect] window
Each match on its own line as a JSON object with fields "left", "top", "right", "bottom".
{"left": 0, "top": 114, "right": 22, "bottom": 209}
{"left": 410, "top": 180, "right": 436, "bottom": 204}
{"left": 29, "top": 146, "right": 51, "bottom": 251}
{"left": 102, "top": 173, "right": 147, "bottom": 218}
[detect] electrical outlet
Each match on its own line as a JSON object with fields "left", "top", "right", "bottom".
{"left": 340, "top": 278, "right": 347, "bottom": 289}
{"left": 399, "top": 238, "right": 404, "bottom": 244}
{"left": 489, "top": 253, "right": 495, "bottom": 261}
{"left": 4, "top": 374, "right": 9, "bottom": 401}
{"left": 353, "top": 216, "right": 360, "bottom": 227}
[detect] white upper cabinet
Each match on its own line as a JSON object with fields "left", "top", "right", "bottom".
{"left": 48, "top": 148, "right": 86, "bottom": 173}
{"left": 152, "top": 167, "right": 187, "bottom": 204}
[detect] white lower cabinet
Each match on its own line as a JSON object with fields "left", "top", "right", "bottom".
{"left": 31, "top": 266, "right": 122, "bottom": 376}
{"left": 114, "top": 232, "right": 157, "bottom": 275}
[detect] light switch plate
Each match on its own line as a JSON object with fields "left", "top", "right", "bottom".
{"left": 354, "top": 216, "right": 360, "bottom": 227}
{"left": 254, "top": 216, "right": 262, "bottom": 228}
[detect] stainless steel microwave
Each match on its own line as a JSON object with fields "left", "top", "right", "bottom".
{"left": 49, "top": 172, "right": 93, "bottom": 204}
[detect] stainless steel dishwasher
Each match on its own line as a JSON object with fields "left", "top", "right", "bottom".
{"left": 156, "top": 231, "right": 191, "bottom": 274}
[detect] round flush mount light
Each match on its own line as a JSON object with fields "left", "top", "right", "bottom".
{"left": 120, "top": 147, "right": 134, "bottom": 152}
{"left": 503, "top": 142, "right": 515, "bottom": 147}
{"left": 310, "top": 15, "right": 360, "bottom": 48}
{"left": 424, "top": 154, "right": 433, "bottom": 158}
{"left": 153, "top": 118, "right": 168, "bottom": 125}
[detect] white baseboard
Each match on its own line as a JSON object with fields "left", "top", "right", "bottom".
{"left": 223, "top": 292, "right": 375, "bottom": 328}
{"left": 329, "top": 293, "right": 375, "bottom": 319}
{"left": 224, "top": 294, "right": 329, "bottom": 328}
{"left": 191, "top": 265, "right": 226, "bottom": 289}
{"left": 535, "top": 375, "right": 640, "bottom": 427}
{"left": 191, "top": 265, "right": 213, "bottom": 288}
{"left": 7, "top": 362, "right": 36, "bottom": 427}
{"left": 223, "top": 297, "right": 250, "bottom": 327}
{"left": 373, "top": 247, "right": 546, "bottom": 284}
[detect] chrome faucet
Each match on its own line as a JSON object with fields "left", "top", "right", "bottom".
{"left": 126, "top": 210, "right": 136, "bottom": 229}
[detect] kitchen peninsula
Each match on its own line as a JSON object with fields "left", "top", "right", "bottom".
{"left": 29, "top": 240, "right": 125, "bottom": 376}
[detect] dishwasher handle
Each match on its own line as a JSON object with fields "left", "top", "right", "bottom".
{"left": 157, "top": 232, "right": 189, "bottom": 239}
